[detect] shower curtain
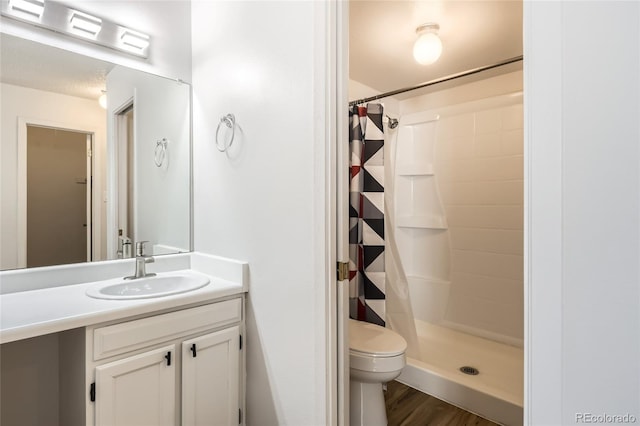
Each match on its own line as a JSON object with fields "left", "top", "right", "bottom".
{"left": 348, "top": 103, "right": 386, "bottom": 326}
{"left": 349, "top": 103, "right": 419, "bottom": 356}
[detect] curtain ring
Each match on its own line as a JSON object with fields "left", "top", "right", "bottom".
{"left": 216, "top": 114, "right": 236, "bottom": 152}
{"left": 155, "top": 138, "right": 167, "bottom": 167}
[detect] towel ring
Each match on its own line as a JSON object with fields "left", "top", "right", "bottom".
{"left": 154, "top": 138, "right": 168, "bottom": 167}
{"left": 216, "top": 113, "right": 236, "bottom": 152}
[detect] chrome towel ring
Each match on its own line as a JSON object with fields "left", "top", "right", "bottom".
{"left": 216, "top": 113, "right": 236, "bottom": 152}
{"left": 154, "top": 138, "right": 168, "bottom": 167}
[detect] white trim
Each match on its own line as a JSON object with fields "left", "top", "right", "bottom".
{"left": 322, "top": 0, "right": 349, "bottom": 423}
{"left": 335, "top": 1, "right": 349, "bottom": 425}
{"left": 523, "top": 2, "right": 564, "bottom": 424}
{"left": 318, "top": 1, "right": 350, "bottom": 423}
{"left": 314, "top": 1, "right": 337, "bottom": 424}
{"left": 106, "top": 97, "right": 134, "bottom": 259}
{"left": 16, "top": 117, "right": 98, "bottom": 268}
{"left": 86, "top": 134, "right": 93, "bottom": 262}
{"left": 16, "top": 118, "right": 27, "bottom": 268}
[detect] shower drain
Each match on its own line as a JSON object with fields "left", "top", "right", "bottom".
{"left": 459, "top": 366, "right": 480, "bottom": 376}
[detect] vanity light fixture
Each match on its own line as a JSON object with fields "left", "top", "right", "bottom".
{"left": 8, "top": 0, "right": 44, "bottom": 20}
{"left": 0, "top": 1, "right": 151, "bottom": 58}
{"left": 70, "top": 11, "right": 102, "bottom": 37}
{"left": 413, "top": 23, "right": 443, "bottom": 65}
{"left": 121, "top": 30, "right": 150, "bottom": 51}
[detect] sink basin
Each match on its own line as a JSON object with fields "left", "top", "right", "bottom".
{"left": 86, "top": 271, "right": 210, "bottom": 300}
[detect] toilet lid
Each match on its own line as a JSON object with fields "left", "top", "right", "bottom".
{"left": 349, "top": 319, "right": 407, "bottom": 357}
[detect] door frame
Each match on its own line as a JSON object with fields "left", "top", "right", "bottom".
{"left": 16, "top": 117, "right": 98, "bottom": 267}
{"left": 324, "top": 0, "right": 350, "bottom": 424}
{"left": 113, "top": 101, "right": 135, "bottom": 251}
{"left": 106, "top": 96, "right": 135, "bottom": 259}
{"left": 335, "top": 1, "right": 350, "bottom": 425}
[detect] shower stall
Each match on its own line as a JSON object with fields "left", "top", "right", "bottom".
{"left": 392, "top": 91, "right": 524, "bottom": 426}
{"left": 351, "top": 68, "right": 525, "bottom": 425}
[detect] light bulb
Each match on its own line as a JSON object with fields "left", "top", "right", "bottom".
{"left": 98, "top": 93, "right": 107, "bottom": 109}
{"left": 413, "top": 23, "right": 442, "bottom": 65}
{"left": 70, "top": 11, "right": 102, "bottom": 37}
{"left": 413, "top": 32, "right": 442, "bottom": 65}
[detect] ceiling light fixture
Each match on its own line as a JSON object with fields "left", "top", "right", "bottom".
{"left": 98, "top": 91, "right": 107, "bottom": 109}
{"left": 413, "top": 23, "right": 443, "bottom": 65}
{"left": 70, "top": 11, "right": 102, "bottom": 37}
{"left": 121, "top": 30, "right": 150, "bottom": 51}
{"left": 8, "top": 0, "right": 44, "bottom": 20}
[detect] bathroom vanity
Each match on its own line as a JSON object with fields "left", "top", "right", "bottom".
{"left": 0, "top": 252, "right": 248, "bottom": 426}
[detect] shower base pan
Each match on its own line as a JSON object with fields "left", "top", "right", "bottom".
{"left": 397, "top": 320, "right": 523, "bottom": 426}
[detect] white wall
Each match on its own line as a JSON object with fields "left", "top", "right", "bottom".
{"left": 526, "top": 2, "right": 640, "bottom": 424}
{"left": 348, "top": 79, "right": 399, "bottom": 114}
{"left": 106, "top": 66, "right": 191, "bottom": 257}
{"left": 0, "top": 83, "right": 106, "bottom": 270}
{"left": 191, "top": 2, "right": 329, "bottom": 425}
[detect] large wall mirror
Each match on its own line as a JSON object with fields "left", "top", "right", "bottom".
{"left": 0, "top": 33, "right": 192, "bottom": 271}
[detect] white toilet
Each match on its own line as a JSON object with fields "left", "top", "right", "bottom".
{"left": 349, "top": 319, "right": 407, "bottom": 426}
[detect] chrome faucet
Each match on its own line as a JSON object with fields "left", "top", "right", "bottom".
{"left": 124, "top": 241, "right": 156, "bottom": 280}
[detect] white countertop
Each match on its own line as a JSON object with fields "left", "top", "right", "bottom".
{"left": 0, "top": 253, "right": 248, "bottom": 344}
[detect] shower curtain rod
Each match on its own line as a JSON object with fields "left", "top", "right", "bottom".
{"left": 348, "top": 55, "right": 523, "bottom": 107}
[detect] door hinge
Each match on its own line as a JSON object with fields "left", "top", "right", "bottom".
{"left": 87, "top": 149, "right": 92, "bottom": 158}
{"left": 239, "top": 408, "right": 242, "bottom": 424}
{"left": 90, "top": 382, "right": 96, "bottom": 402}
{"left": 337, "top": 261, "right": 349, "bottom": 281}
{"left": 239, "top": 334, "right": 243, "bottom": 350}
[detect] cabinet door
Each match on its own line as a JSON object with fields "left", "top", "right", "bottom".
{"left": 182, "top": 326, "right": 240, "bottom": 426}
{"left": 95, "top": 345, "right": 176, "bottom": 426}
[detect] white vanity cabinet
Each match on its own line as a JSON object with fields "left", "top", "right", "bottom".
{"left": 94, "top": 345, "right": 177, "bottom": 425}
{"left": 182, "top": 327, "right": 241, "bottom": 425}
{"left": 74, "top": 297, "right": 245, "bottom": 426}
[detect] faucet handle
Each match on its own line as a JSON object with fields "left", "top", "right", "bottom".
{"left": 135, "top": 241, "right": 150, "bottom": 256}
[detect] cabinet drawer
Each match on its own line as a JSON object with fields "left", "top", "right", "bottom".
{"left": 93, "top": 298, "right": 241, "bottom": 360}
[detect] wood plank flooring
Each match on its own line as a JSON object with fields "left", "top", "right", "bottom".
{"left": 385, "top": 381, "right": 499, "bottom": 426}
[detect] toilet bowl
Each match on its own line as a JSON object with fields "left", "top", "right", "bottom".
{"left": 349, "top": 319, "right": 407, "bottom": 426}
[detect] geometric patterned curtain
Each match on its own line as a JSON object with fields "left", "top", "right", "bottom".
{"left": 348, "top": 103, "right": 386, "bottom": 326}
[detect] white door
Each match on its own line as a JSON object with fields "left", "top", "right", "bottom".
{"left": 95, "top": 345, "right": 176, "bottom": 426}
{"left": 182, "top": 327, "right": 240, "bottom": 426}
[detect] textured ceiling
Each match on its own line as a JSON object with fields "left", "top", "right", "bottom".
{"left": 349, "top": 0, "right": 523, "bottom": 99}
{"left": 1, "top": 33, "right": 114, "bottom": 100}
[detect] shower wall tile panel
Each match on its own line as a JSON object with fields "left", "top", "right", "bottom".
{"left": 446, "top": 205, "right": 523, "bottom": 230}
{"left": 451, "top": 250, "right": 523, "bottom": 281}
{"left": 451, "top": 272, "right": 524, "bottom": 303}
{"left": 444, "top": 295, "right": 523, "bottom": 340}
{"left": 501, "top": 129, "right": 524, "bottom": 155}
{"left": 440, "top": 156, "right": 523, "bottom": 182}
{"left": 435, "top": 102, "right": 524, "bottom": 342}
{"left": 450, "top": 228, "right": 524, "bottom": 256}
{"left": 439, "top": 181, "right": 523, "bottom": 206}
